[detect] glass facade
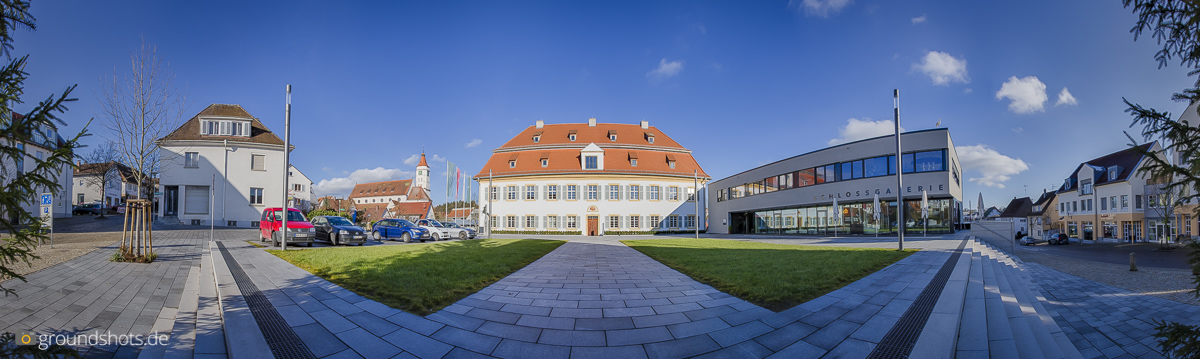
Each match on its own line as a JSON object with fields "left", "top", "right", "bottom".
{"left": 728, "top": 198, "right": 955, "bottom": 235}
{"left": 718, "top": 149, "right": 948, "bottom": 202}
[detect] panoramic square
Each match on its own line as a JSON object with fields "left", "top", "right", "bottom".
{"left": 2, "top": 1, "right": 1200, "bottom": 358}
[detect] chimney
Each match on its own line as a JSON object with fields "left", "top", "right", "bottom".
{"left": 535, "top": 120, "right": 544, "bottom": 129}
{"left": 588, "top": 117, "right": 596, "bottom": 127}
{"left": 640, "top": 120, "right": 649, "bottom": 129}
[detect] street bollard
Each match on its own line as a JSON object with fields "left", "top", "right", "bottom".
{"left": 1130, "top": 252, "right": 1138, "bottom": 272}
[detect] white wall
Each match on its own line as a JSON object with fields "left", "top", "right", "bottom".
{"left": 158, "top": 141, "right": 287, "bottom": 226}
{"left": 477, "top": 175, "right": 705, "bottom": 234}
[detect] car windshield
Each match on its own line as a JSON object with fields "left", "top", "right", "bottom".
{"left": 426, "top": 219, "right": 444, "bottom": 227}
{"left": 397, "top": 219, "right": 415, "bottom": 227}
{"left": 327, "top": 217, "right": 353, "bottom": 226}
{"left": 444, "top": 223, "right": 459, "bottom": 228}
{"left": 272, "top": 210, "right": 307, "bottom": 222}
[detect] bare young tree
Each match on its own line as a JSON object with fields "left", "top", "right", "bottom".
{"left": 98, "top": 37, "right": 185, "bottom": 201}
{"left": 79, "top": 141, "right": 120, "bottom": 217}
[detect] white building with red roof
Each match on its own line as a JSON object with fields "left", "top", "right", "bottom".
{"left": 345, "top": 153, "right": 435, "bottom": 223}
{"left": 476, "top": 118, "right": 709, "bottom": 235}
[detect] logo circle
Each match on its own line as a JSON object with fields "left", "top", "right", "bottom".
{"left": 20, "top": 334, "right": 31, "bottom": 344}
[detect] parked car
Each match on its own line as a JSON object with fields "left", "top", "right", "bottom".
{"left": 416, "top": 218, "right": 469, "bottom": 240}
{"left": 443, "top": 223, "right": 476, "bottom": 239}
{"left": 371, "top": 219, "right": 430, "bottom": 243}
{"left": 311, "top": 216, "right": 367, "bottom": 246}
{"left": 72, "top": 203, "right": 103, "bottom": 215}
{"left": 1046, "top": 233, "right": 1070, "bottom": 245}
{"left": 258, "top": 207, "right": 315, "bottom": 247}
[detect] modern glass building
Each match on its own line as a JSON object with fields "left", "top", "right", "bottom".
{"left": 708, "top": 128, "right": 963, "bottom": 235}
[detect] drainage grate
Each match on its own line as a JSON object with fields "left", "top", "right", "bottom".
{"left": 867, "top": 238, "right": 969, "bottom": 359}
{"left": 217, "top": 242, "right": 317, "bottom": 359}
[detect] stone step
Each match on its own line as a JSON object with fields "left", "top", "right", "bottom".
{"left": 956, "top": 239, "right": 988, "bottom": 358}
{"left": 987, "top": 246, "right": 1060, "bottom": 359}
{"left": 978, "top": 241, "right": 1083, "bottom": 359}
{"left": 985, "top": 248, "right": 1045, "bottom": 359}
{"left": 909, "top": 238, "right": 974, "bottom": 358}
{"left": 979, "top": 240, "right": 1021, "bottom": 358}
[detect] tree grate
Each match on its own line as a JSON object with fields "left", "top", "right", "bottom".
{"left": 217, "top": 242, "right": 317, "bottom": 359}
{"left": 866, "top": 238, "right": 969, "bottom": 359}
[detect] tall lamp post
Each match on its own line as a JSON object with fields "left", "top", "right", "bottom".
{"left": 281, "top": 84, "right": 292, "bottom": 251}
{"left": 894, "top": 89, "right": 905, "bottom": 251}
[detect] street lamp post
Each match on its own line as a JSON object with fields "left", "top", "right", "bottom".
{"left": 894, "top": 89, "right": 905, "bottom": 251}
{"left": 281, "top": 84, "right": 292, "bottom": 251}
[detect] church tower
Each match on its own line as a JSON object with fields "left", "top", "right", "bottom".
{"left": 414, "top": 152, "right": 430, "bottom": 189}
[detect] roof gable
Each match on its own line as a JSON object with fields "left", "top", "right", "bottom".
{"left": 349, "top": 180, "right": 412, "bottom": 199}
{"left": 159, "top": 104, "right": 284, "bottom": 145}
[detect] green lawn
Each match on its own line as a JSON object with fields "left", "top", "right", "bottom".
{"left": 269, "top": 239, "right": 564, "bottom": 315}
{"left": 621, "top": 238, "right": 915, "bottom": 311}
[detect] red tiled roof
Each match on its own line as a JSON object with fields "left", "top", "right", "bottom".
{"left": 349, "top": 180, "right": 412, "bottom": 199}
{"left": 475, "top": 147, "right": 708, "bottom": 179}
{"left": 418, "top": 153, "right": 429, "bottom": 167}
{"left": 355, "top": 203, "right": 389, "bottom": 221}
{"left": 407, "top": 186, "right": 431, "bottom": 201}
{"left": 391, "top": 201, "right": 431, "bottom": 218}
{"left": 447, "top": 208, "right": 474, "bottom": 218}
{"left": 500, "top": 123, "right": 684, "bottom": 149}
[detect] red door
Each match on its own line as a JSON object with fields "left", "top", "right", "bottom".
{"left": 587, "top": 216, "right": 599, "bottom": 236}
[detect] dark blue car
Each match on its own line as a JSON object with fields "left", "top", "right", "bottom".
{"left": 371, "top": 218, "right": 431, "bottom": 243}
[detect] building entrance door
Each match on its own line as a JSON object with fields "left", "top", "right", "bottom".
{"left": 587, "top": 216, "right": 598, "bottom": 236}
{"left": 164, "top": 186, "right": 178, "bottom": 216}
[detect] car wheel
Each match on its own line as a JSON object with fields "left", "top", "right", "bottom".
{"left": 459, "top": 232, "right": 467, "bottom": 240}
{"left": 372, "top": 231, "right": 381, "bottom": 241}
{"left": 331, "top": 233, "right": 339, "bottom": 246}
{"left": 402, "top": 232, "right": 412, "bottom": 243}
{"left": 432, "top": 233, "right": 441, "bottom": 241}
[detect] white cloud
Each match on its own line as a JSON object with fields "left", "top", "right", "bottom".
{"left": 828, "top": 118, "right": 904, "bottom": 145}
{"left": 431, "top": 154, "right": 446, "bottom": 162}
{"left": 646, "top": 58, "right": 684, "bottom": 79}
{"left": 1055, "top": 87, "right": 1077, "bottom": 106}
{"left": 1012, "top": 127, "right": 1024, "bottom": 134}
{"left": 796, "top": 0, "right": 853, "bottom": 17}
{"left": 963, "top": 88, "right": 973, "bottom": 94}
{"left": 403, "top": 153, "right": 446, "bottom": 166}
{"left": 914, "top": 51, "right": 969, "bottom": 85}
{"left": 321, "top": 166, "right": 332, "bottom": 172}
{"left": 465, "top": 139, "right": 482, "bottom": 148}
{"left": 911, "top": 15, "right": 926, "bottom": 24}
{"left": 995, "top": 76, "right": 1048, "bottom": 114}
{"left": 314, "top": 167, "right": 413, "bottom": 197}
{"left": 955, "top": 144, "right": 1029, "bottom": 188}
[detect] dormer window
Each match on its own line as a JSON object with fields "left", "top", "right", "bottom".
{"left": 541, "top": 159, "right": 548, "bottom": 167}
{"left": 540, "top": 153, "right": 549, "bottom": 168}
{"left": 199, "top": 119, "right": 250, "bottom": 137}
{"left": 631, "top": 159, "right": 638, "bottom": 167}
{"left": 1108, "top": 166, "right": 1121, "bottom": 180}
{"left": 585, "top": 156, "right": 598, "bottom": 169}
{"left": 509, "top": 160, "right": 516, "bottom": 168}
{"left": 532, "top": 131, "right": 543, "bottom": 143}
{"left": 608, "top": 130, "right": 617, "bottom": 141}
{"left": 645, "top": 132, "right": 655, "bottom": 144}
{"left": 666, "top": 154, "right": 677, "bottom": 169}
{"left": 569, "top": 130, "right": 577, "bottom": 141}
{"left": 648, "top": 137, "right": 655, "bottom": 144}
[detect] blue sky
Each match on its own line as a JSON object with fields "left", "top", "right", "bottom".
{"left": 12, "top": 0, "right": 1193, "bottom": 209}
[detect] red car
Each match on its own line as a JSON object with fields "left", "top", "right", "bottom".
{"left": 258, "top": 207, "right": 315, "bottom": 247}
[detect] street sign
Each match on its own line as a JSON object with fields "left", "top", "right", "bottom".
{"left": 39, "top": 193, "right": 52, "bottom": 230}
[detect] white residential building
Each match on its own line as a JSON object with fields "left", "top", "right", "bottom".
{"left": 288, "top": 165, "right": 315, "bottom": 211}
{"left": 2, "top": 116, "right": 73, "bottom": 221}
{"left": 156, "top": 104, "right": 292, "bottom": 227}
{"left": 476, "top": 119, "right": 709, "bottom": 236}
{"left": 72, "top": 162, "right": 141, "bottom": 206}
{"left": 1053, "top": 142, "right": 1160, "bottom": 242}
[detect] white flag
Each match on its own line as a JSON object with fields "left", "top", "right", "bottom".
{"left": 832, "top": 197, "right": 840, "bottom": 221}
{"left": 873, "top": 193, "right": 881, "bottom": 221}
{"left": 921, "top": 190, "right": 929, "bottom": 219}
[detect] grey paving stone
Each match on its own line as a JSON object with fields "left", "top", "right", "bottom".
{"left": 291, "top": 322, "right": 351, "bottom": 358}
{"left": 694, "top": 340, "right": 773, "bottom": 359}
{"left": 668, "top": 317, "right": 732, "bottom": 339}
{"left": 464, "top": 308, "right": 522, "bottom": 324}
{"left": 607, "top": 327, "right": 675, "bottom": 346}
{"left": 643, "top": 334, "right": 722, "bottom": 359}
{"left": 632, "top": 313, "right": 691, "bottom": 328}
{"left": 516, "top": 315, "right": 576, "bottom": 330}
{"left": 802, "top": 319, "right": 860, "bottom": 351}
{"left": 491, "top": 339, "right": 571, "bottom": 359}
{"left": 549, "top": 308, "right": 603, "bottom": 319}
{"left": 754, "top": 321, "right": 819, "bottom": 351}
{"left": 311, "top": 308, "right": 362, "bottom": 334}
{"left": 570, "top": 345, "right": 649, "bottom": 359}
{"left": 603, "top": 307, "right": 657, "bottom": 318}
{"left": 539, "top": 328, "right": 607, "bottom": 346}
{"left": 385, "top": 312, "right": 445, "bottom": 336}
{"left": 720, "top": 308, "right": 774, "bottom": 326}
{"left": 684, "top": 306, "right": 740, "bottom": 322}
{"left": 824, "top": 337, "right": 873, "bottom": 359}
{"left": 345, "top": 312, "right": 401, "bottom": 337}
{"left": 575, "top": 317, "right": 636, "bottom": 330}
{"left": 476, "top": 321, "right": 542, "bottom": 342}
{"left": 427, "top": 311, "right": 486, "bottom": 331}
{"left": 381, "top": 328, "right": 454, "bottom": 359}
{"left": 431, "top": 326, "right": 502, "bottom": 354}
{"left": 442, "top": 347, "right": 495, "bottom": 359}
{"left": 709, "top": 321, "right": 773, "bottom": 348}
{"left": 324, "top": 348, "right": 366, "bottom": 359}
{"left": 336, "top": 327, "right": 403, "bottom": 359}
{"left": 498, "top": 304, "right": 553, "bottom": 316}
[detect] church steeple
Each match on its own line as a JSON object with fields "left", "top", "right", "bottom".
{"left": 414, "top": 152, "right": 430, "bottom": 189}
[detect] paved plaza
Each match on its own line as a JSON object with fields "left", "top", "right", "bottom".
{"left": 0, "top": 226, "right": 1197, "bottom": 358}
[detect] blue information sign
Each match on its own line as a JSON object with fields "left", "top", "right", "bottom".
{"left": 40, "top": 194, "right": 52, "bottom": 205}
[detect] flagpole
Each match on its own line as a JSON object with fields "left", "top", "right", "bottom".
{"left": 694, "top": 170, "right": 699, "bottom": 240}
{"left": 894, "top": 89, "right": 905, "bottom": 251}
{"left": 488, "top": 169, "right": 493, "bottom": 239}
